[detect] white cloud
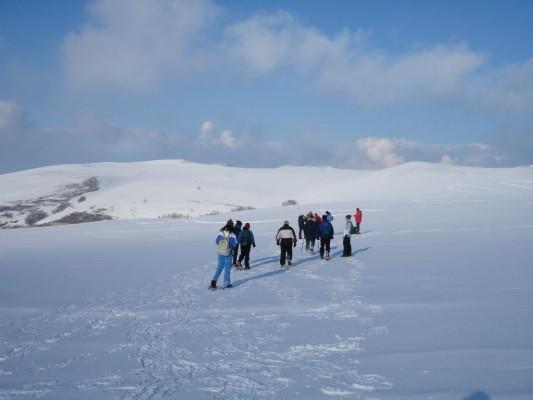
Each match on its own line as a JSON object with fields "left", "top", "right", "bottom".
{"left": 222, "top": 12, "right": 295, "bottom": 74}
{"left": 199, "top": 120, "right": 215, "bottom": 142}
{"left": 318, "top": 44, "right": 485, "bottom": 106}
{"left": 197, "top": 121, "right": 242, "bottom": 148}
{"left": 218, "top": 129, "right": 239, "bottom": 148}
{"left": 466, "top": 58, "right": 533, "bottom": 111}
{"left": 223, "top": 12, "right": 533, "bottom": 111}
{"left": 223, "top": 15, "right": 487, "bottom": 106}
{"left": 61, "top": 2, "right": 533, "bottom": 113}
{"left": 356, "top": 136, "right": 504, "bottom": 168}
{"left": 357, "top": 137, "right": 406, "bottom": 168}
{"left": 63, "top": 0, "right": 218, "bottom": 89}
{"left": 440, "top": 154, "right": 457, "bottom": 165}
{"left": 201, "top": 120, "right": 214, "bottom": 133}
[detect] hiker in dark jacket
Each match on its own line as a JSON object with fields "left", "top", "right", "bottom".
{"left": 303, "top": 212, "right": 319, "bottom": 253}
{"left": 297, "top": 214, "right": 306, "bottom": 239}
{"left": 237, "top": 223, "right": 256, "bottom": 269}
{"left": 319, "top": 215, "right": 334, "bottom": 260}
{"left": 276, "top": 220, "right": 297, "bottom": 267}
{"left": 233, "top": 220, "right": 243, "bottom": 267}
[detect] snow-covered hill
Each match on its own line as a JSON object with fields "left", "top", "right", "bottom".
{"left": 0, "top": 161, "right": 532, "bottom": 399}
{"left": 1, "top": 160, "right": 532, "bottom": 228}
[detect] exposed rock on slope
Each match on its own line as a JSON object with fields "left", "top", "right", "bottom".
{"left": 0, "top": 177, "right": 107, "bottom": 228}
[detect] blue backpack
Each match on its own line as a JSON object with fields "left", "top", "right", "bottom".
{"left": 319, "top": 221, "right": 333, "bottom": 238}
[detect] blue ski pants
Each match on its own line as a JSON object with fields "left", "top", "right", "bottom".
{"left": 213, "top": 255, "right": 232, "bottom": 285}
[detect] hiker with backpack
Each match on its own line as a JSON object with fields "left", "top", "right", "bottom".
{"left": 276, "top": 220, "right": 297, "bottom": 268}
{"left": 354, "top": 208, "right": 363, "bottom": 234}
{"left": 233, "top": 220, "right": 243, "bottom": 267}
{"left": 319, "top": 214, "right": 334, "bottom": 260}
{"left": 237, "top": 222, "right": 256, "bottom": 269}
{"left": 210, "top": 220, "right": 238, "bottom": 289}
{"left": 303, "top": 212, "right": 319, "bottom": 253}
{"left": 342, "top": 214, "right": 354, "bottom": 257}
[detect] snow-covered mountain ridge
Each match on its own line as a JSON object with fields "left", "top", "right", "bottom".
{"left": 1, "top": 159, "right": 532, "bottom": 228}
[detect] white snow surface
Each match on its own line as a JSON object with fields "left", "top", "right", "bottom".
{"left": 1, "top": 161, "right": 533, "bottom": 399}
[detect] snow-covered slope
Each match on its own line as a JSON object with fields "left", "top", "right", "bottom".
{"left": 0, "top": 161, "right": 532, "bottom": 399}
{"left": 1, "top": 160, "right": 532, "bottom": 228}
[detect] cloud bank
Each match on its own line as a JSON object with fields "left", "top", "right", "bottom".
{"left": 63, "top": 0, "right": 533, "bottom": 113}
{"left": 0, "top": 100, "right": 507, "bottom": 174}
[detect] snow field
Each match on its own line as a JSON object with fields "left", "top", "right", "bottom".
{"left": 0, "top": 208, "right": 392, "bottom": 399}
{"left": 0, "top": 161, "right": 533, "bottom": 399}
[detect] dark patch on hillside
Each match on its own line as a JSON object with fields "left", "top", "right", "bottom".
{"left": 41, "top": 212, "right": 112, "bottom": 226}
{"left": 0, "top": 177, "right": 104, "bottom": 228}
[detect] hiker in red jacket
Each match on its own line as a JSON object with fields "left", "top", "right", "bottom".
{"left": 354, "top": 208, "right": 363, "bottom": 234}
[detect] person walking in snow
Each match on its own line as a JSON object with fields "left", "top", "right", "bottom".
{"left": 342, "top": 215, "right": 354, "bottom": 257}
{"left": 237, "top": 222, "right": 256, "bottom": 269}
{"left": 276, "top": 220, "right": 297, "bottom": 268}
{"left": 303, "top": 212, "right": 319, "bottom": 253}
{"left": 233, "top": 220, "right": 243, "bottom": 267}
{"left": 297, "top": 214, "right": 306, "bottom": 239}
{"left": 210, "top": 220, "right": 238, "bottom": 289}
{"left": 319, "top": 214, "right": 334, "bottom": 260}
{"left": 354, "top": 208, "right": 363, "bottom": 234}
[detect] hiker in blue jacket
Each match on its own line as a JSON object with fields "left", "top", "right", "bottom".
{"left": 319, "top": 214, "right": 334, "bottom": 260}
{"left": 210, "top": 220, "right": 238, "bottom": 289}
{"left": 237, "top": 222, "right": 256, "bottom": 269}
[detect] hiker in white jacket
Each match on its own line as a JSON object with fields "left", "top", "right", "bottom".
{"left": 342, "top": 215, "right": 354, "bottom": 257}
{"left": 276, "top": 220, "right": 297, "bottom": 267}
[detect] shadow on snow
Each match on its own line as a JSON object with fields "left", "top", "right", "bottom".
{"left": 232, "top": 246, "right": 371, "bottom": 287}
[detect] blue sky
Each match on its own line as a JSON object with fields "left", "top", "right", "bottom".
{"left": 1, "top": 0, "right": 532, "bottom": 173}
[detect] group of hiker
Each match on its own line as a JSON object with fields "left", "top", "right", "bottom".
{"left": 210, "top": 209, "right": 363, "bottom": 289}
